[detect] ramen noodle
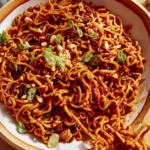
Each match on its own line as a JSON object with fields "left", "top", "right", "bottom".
{"left": 0, "top": 0, "right": 149, "bottom": 149}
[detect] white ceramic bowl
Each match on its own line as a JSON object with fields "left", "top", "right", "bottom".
{"left": 0, "top": 0, "right": 150, "bottom": 150}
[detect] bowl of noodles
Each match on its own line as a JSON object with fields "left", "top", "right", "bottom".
{"left": 0, "top": 0, "right": 150, "bottom": 150}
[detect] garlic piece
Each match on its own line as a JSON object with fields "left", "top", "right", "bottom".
{"left": 50, "top": 35, "right": 56, "bottom": 44}
{"left": 41, "top": 42, "right": 48, "bottom": 47}
{"left": 103, "top": 41, "right": 109, "bottom": 50}
{"left": 57, "top": 45, "right": 63, "bottom": 52}
{"left": 24, "top": 17, "right": 32, "bottom": 23}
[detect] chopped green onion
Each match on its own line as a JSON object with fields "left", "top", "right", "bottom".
{"left": 13, "top": 47, "right": 19, "bottom": 52}
{"left": 16, "top": 121, "right": 26, "bottom": 134}
{"left": 29, "top": 52, "right": 34, "bottom": 65}
{"left": 68, "top": 19, "right": 74, "bottom": 29}
{"left": 44, "top": 48, "right": 56, "bottom": 67}
{"left": 118, "top": 50, "right": 126, "bottom": 64}
{"left": 48, "top": 133, "right": 59, "bottom": 148}
{"left": 44, "top": 48, "right": 66, "bottom": 72}
{"left": 85, "top": 33, "right": 97, "bottom": 39}
{"left": 19, "top": 43, "right": 29, "bottom": 50}
{"left": 82, "top": 50, "right": 93, "bottom": 63}
{"left": 89, "top": 54, "right": 100, "bottom": 66}
{"left": 13, "top": 63, "right": 18, "bottom": 72}
{"left": 0, "top": 31, "right": 8, "bottom": 46}
{"left": 79, "top": 62, "right": 84, "bottom": 65}
{"left": 55, "top": 55, "right": 65, "bottom": 72}
{"left": 56, "top": 34, "right": 62, "bottom": 45}
{"left": 88, "top": 33, "right": 97, "bottom": 39}
{"left": 77, "top": 27, "right": 83, "bottom": 38}
{"left": 45, "top": 47, "right": 52, "bottom": 53}
{"left": 16, "top": 126, "right": 27, "bottom": 134}
{"left": 13, "top": 43, "right": 29, "bottom": 52}
{"left": 18, "top": 121, "right": 26, "bottom": 129}
{"left": 27, "top": 87, "right": 36, "bottom": 102}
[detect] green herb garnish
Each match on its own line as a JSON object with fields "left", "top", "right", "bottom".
{"left": 45, "top": 47, "right": 52, "bottom": 53}
{"left": 0, "top": 31, "right": 8, "bottom": 46}
{"left": 118, "top": 50, "right": 126, "bottom": 64}
{"left": 16, "top": 121, "right": 26, "bottom": 134}
{"left": 13, "top": 63, "right": 18, "bottom": 72}
{"left": 13, "top": 43, "right": 29, "bottom": 52}
{"left": 88, "top": 33, "right": 97, "bottom": 39}
{"left": 82, "top": 50, "right": 93, "bottom": 63}
{"left": 68, "top": 19, "right": 74, "bottom": 29}
{"left": 48, "top": 133, "right": 59, "bottom": 148}
{"left": 13, "top": 47, "right": 19, "bottom": 52}
{"left": 44, "top": 48, "right": 56, "bottom": 67}
{"left": 82, "top": 51, "right": 100, "bottom": 66}
{"left": 55, "top": 55, "right": 66, "bottom": 72}
{"left": 19, "top": 43, "right": 29, "bottom": 50}
{"left": 29, "top": 52, "right": 34, "bottom": 65}
{"left": 89, "top": 54, "right": 100, "bottom": 66}
{"left": 56, "top": 34, "right": 62, "bottom": 45}
{"left": 27, "top": 87, "right": 36, "bottom": 102}
{"left": 44, "top": 48, "right": 66, "bottom": 72}
{"left": 76, "top": 27, "right": 83, "bottom": 38}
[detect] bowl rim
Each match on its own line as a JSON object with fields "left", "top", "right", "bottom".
{"left": 0, "top": 0, "right": 150, "bottom": 149}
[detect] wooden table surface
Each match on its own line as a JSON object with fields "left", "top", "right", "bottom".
{"left": 0, "top": 138, "right": 16, "bottom": 150}
{"left": 0, "top": 0, "right": 149, "bottom": 150}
